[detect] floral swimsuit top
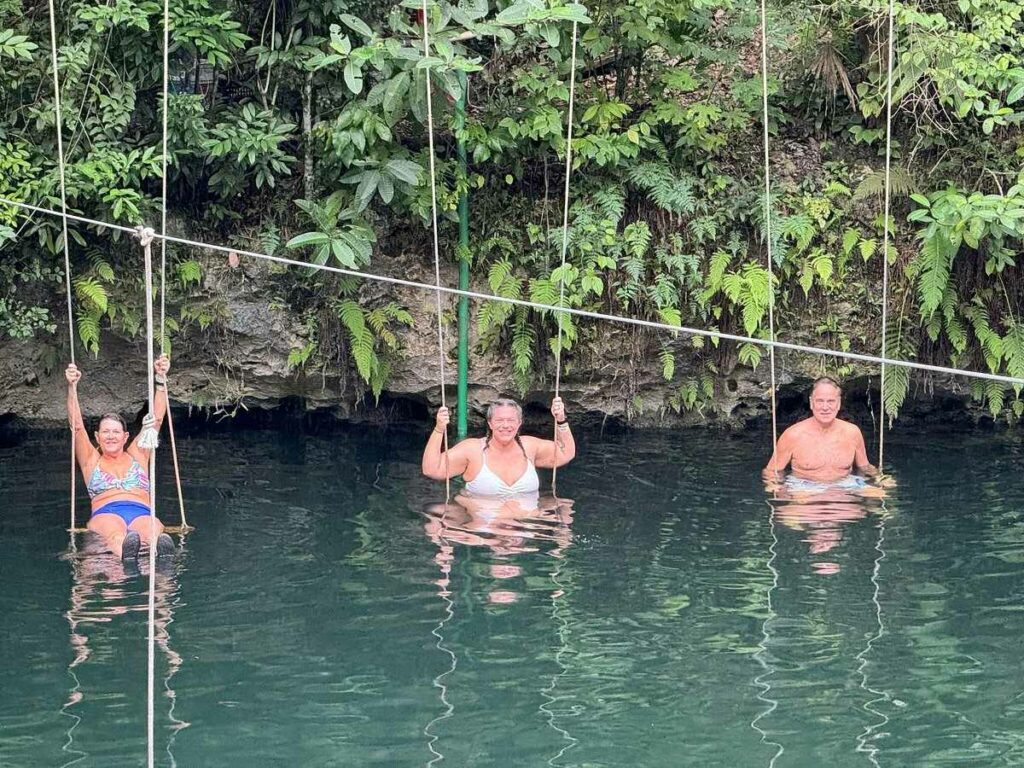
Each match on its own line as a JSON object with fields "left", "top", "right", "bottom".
{"left": 87, "top": 457, "right": 151, "bottom": 500}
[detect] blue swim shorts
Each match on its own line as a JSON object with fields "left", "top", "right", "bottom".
{"left": 92, "top": 500, "right": 151, "bottom": 525}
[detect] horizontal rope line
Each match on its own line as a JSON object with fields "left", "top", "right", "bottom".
{"left": 3, "top": 195, "right": 1023, "bottom": 387}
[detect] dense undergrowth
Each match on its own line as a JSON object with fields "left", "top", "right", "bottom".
{"left": 1, "top": 0, "right": 1022, "bottom": 420}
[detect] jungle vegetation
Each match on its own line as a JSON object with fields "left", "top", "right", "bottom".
{"left": 1, "top": 0, "right": 1022, "bottom": 420}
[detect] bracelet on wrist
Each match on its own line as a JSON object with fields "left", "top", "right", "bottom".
{"left": 557, "top": 422, "right": 571, "bottom": 432}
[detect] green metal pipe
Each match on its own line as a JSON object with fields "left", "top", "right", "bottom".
{"left": 456, "top": 71, "right": 470, "bottom": 440}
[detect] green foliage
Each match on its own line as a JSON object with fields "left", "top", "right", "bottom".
{"left": 336, "top": 298, "right": 413, "bottom": 401}
{"left": 286, "top": 192, "right": 376, "bottom": 269}
{"left": 882, "top": 338, "right": 914, "bottom": 425}
{"left": 203, "top": 103, "right": 297, "bottom": 194}
{"left": 2, "top": 0, "right": 1023, "bottom": 419}
{"left": 0, "top": 28, "right": 36, "bottom": 61}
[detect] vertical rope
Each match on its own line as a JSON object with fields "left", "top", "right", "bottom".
{"left": 551, "top": 21, "right": 579, "bottom": 496}
{"left": 159, "top": 0, "right": 189, "bottom": 528}
{"left": 165, "top": 407, "right": 188, "bottom": 528}
{"left": 138, "top": 227, "right": 158, "bottom": 768}
{"left": 421, "top": 0, "right": 450, "bottom": 501}
{"left": 160, "top": 0, "right": 169, "bottom": 352}
{"left": 878, "top": 0, "right": 897, "bottom": 473}
{"left": 759, "top": 0, "right": 779, "bottom": 450}
{"left": 47, "top": 0, "right": 77, "bottom": 533}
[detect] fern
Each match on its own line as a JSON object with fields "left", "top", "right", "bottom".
{"left": 963, "top": 302, "right": 1002, "bottom": 372}
{"left": 812, "top": 252, "right": 833, "bottom": 283}
{"left": 337, "top": 299, "right": 373, "bottom": 382}
{"left": 627, "top": 162, "right": 695, "bottom": 214}
{"left": 511, "top": 313, "right": 535, "bottom": 395}
{"left": 479, "top": 259, "right": 520, "bottom": 334}
{"left": 74, "top": 277, "right": 108, "bottom": 313}
{"left": 657, "top": 307, "right": 681, "bottom": 327}
{"left": 852, "top": 166, "right": 917, "bottom": 202}
{"left": 288, "top": 341, "right": 316, "bottom": 370}
{"left": 940, "top": 288, "right": 967, "bottom": 353}
{"left": 592, "top": 188, "right": 625, "bottom": 223}
{"left": 799, "top": 260, "right": 815, "bottom": 296}
{"left": 549, "top": 312, "right": 576, "bottom": 354}
{"left": 649, "top": 273, "right": 676, "bottom": 309}
{"left": 1002, "top": 321, "right": 1024, "bottom": 394}
{"left": 701, "top": 249, "right": 732, "bottom": 300}
{"left": 259, "top": 224, "right": 282, "bottom": 255}
{"left": 986, "top": 381, "right": 1007, "bottom": 418}
{"left": 842, "top": 227, "right": 860, "bottom": 256}
{"left": 688, "top": 216, "right": 717, "bottom": 244}
{"left": 77, "top": 311, "right": 101, "bottom": 356}
{"left": 176, "top": 259, "right": 203, "bottom": 287}
{"left": 915, "top": 235, "right": 953, "bottom": 319}
{"left": 738, "top": 341, "right": 762, "bottom": 369}
{"left": 623, "top": 221, "right": 652, "bottom": 259}
{"left": 529, "top": 277, "right": 560, "bottom": 308}
{"left": 779, "top": 213, "right": 815, "bottom": 252}
{"left": 882, "top": 335, "right": 915, "bottom": 424}
{"left": 659, "top": 346, "right": 675, "bottom": 380}
{"left": 859, "top": 238, "right": 877, "bottom": 262}
{"left": 87, "top": 252, "right": 115, "bottom": 282}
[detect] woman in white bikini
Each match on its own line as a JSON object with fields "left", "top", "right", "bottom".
{"left": 421, "top": 397, "right": 575, "bottom": 508}
{"left": 65, "top": 356, "right": 174, "bottom": 561}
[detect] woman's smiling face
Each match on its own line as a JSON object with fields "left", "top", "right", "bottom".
{"left": 95, "top": 417, "right": 129, "bottom": 456}
{"left": 488, "top": 405, "right": 522, "bottom": 444}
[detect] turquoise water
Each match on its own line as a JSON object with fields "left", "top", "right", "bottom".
{"left": 2, "top": 424, "right": 1024, "bottom": 766}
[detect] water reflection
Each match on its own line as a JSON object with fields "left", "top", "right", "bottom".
{"left": 755, "top": 485, "right": 894, "bottom": 765}
{"left": 419, "top": 493, "right": 577, "bottom": 766}
{"left": 62, "top": 534, "right": 188, "bottom": 767}
{"left": 422, "top": 493, "right": 575, "bottom": 603}
{"left": 768, "top": 482, "right": 886, "bottom": 575}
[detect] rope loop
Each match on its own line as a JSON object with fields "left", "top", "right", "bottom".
{"left": 135, "top": 225, "right": 156, "bottom": 248}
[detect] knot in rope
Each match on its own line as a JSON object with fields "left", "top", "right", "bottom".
{"left": 137, "top": 412, "right": 160, "bottom": 450}
{"left": 135, "top": 226, "right": 156, "bottom": 248}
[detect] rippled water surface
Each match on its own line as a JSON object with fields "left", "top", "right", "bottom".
{"left": 2, "top": 423, "right": 1024, "bottom": 767}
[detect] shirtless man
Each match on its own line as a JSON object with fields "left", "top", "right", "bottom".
{"left": 763, "top": 377, "right": 878, "bottom": 486}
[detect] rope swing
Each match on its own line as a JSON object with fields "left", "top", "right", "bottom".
{"left": 158, "top": 0, "right": 190, "bottom": 531}
{"left": 878, "top": 0, "right": 897, "bottom": 474}
{"left": 135, "top": 226, "right": 160, "bottom": 768}
{"left": 420, "top": 0, "right": 451, "bottom": 503}
{"left": 46, "top": 0, "right": 77, "bottom": 535}
{"left": 758, "top": 0, "right": 780, "bottom": 451}
{"left": 551, "top": 20, "right": 579, "bottom": 496}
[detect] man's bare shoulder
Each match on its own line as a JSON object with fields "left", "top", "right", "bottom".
{"left": 836, "top": 418, "right": 865, "bottom": 437}
{"left": 780, "top": 418, "right": 815, "bottom": 439}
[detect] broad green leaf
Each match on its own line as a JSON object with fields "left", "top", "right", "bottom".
{"left": 344, "top": 61, "right": 363, "bottom": 94}
{"left": 339, "top": 14, "right": 373, "bottom": 38}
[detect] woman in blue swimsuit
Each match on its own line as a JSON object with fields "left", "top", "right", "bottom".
{"left": 65, "top": 355, "right": 174, "bottom": 560}
{"left": 421, "top": 396, "right": 576, "bottom": 505}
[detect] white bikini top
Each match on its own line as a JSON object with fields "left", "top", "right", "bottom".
{"left": 464, "top": 439, "right": 540, "bottom": 498}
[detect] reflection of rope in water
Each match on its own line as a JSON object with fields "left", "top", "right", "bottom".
{"left": 751, "top": 501, "right": 784, "bottom": 767}
{"left": 60, "top": 664, "right": 86, "bottom": 768}
{"left": 161, "top": 540, "right": 191, "bottom": 768}
{"left": 539, "top": 552, "right": 578, "bottom": 766}
{"left": 61, "top": 540, "right": 87, "bottom": 768}
{"left": 855, "top": 504, "right": 891, "bottom": 765}
{"left": 60, "top": 536, "right": 188, "bottom": 767}
{"left": 423, "top": 524, "right": 458, "bottom": 768}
